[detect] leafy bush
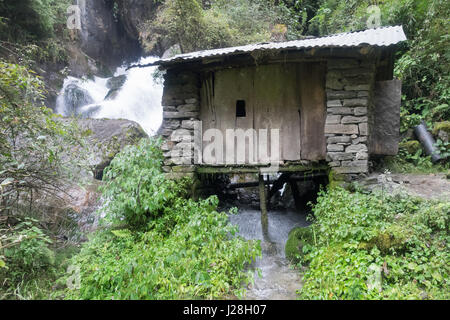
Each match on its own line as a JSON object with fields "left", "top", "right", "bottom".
{"left": 142, "top": 0, "right": 305, "bottom": 53}
{"left": 0, "top": 61, "right": 86, "bottom": 299}
{"left": 99, "top": 138, "right": 186, "bottom": 229}
{"left": 395, "top": 0, "right": 450, "bottom": 128}
{"left": 62, "top": 138, "right": 261, "bottom": 300}
{"left": 297, "top": 187, "right": 449, "bottom": 300}
{"left": 0, "top": 61, "right": 86, "bottom": 218}
{"left": 1, "top": 218, "right": 54, "bottom": 280}
{"left": 0, "top": 0, "right": 71, "bottom": 42}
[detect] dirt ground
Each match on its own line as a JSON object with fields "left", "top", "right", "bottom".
{"left": 360, "top": 172, "right": 450, "bottom": 201}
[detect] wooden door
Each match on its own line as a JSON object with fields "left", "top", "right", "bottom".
{"left": 199, "top": 62, "right": 326, "bottom": 165}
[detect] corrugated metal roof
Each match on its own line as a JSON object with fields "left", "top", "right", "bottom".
{"left": 144, "top": 26, "right": 406, "bottom": 67}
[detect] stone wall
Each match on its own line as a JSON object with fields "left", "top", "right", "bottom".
{"left": 324, "top": 59, "right": 376, "bottom": 178}
{"left": 158, "top": 70, "right": 200, "bottom": 179}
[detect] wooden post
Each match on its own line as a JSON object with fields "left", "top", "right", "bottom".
{"left": 259, "top": 174, "right": 269, "bottom": 238}
{"left": 289, "top": 180, "right": 302, "bottom": 211}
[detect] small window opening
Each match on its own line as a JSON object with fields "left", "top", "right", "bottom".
{"left": 236, "top": 100, "right": 246, "bottom": 117}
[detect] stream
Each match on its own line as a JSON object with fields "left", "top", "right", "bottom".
{"left": 229, "top": 207, "right": 308, "bottom": 300}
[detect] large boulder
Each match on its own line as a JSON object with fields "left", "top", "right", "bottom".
{"left": 75, "top": 118, "right": 148, "bottom": 179}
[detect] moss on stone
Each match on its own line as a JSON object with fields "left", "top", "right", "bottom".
{"left": 399, "top": 140, "right": 421, "bottom": 155}
{"left": 328, "top": 169, "right": 345, "bottom": 189}
{"left": 285, "top": 226, "right": 313, "bottom": 262}
{"left": 359, "top": 225, "right": 409, "bottom": 254}
{"left": 433, "top": 121, "right": 450, "bottom": 135}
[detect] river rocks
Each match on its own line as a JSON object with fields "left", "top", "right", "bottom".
{"left": 62, "top": 83, "right": 95, "bottom": 115}
{"left": 105, "top": 75, "right": 127, "bottom": 100}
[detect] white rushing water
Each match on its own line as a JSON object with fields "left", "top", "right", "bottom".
{"left": 56, "top": 56, "right": 163, "bottom": 135}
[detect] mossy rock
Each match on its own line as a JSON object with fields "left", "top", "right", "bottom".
{"left": 328, "top": 170, "right": 346, "bottom": 189}
{"left": 432, "top": 121, "right": 450, "bottom": 135}
{"left": 399, "top": 140, "right": 422, "bottom": 155}
{"left": 285, "top": 226, "right": 313, "bottom": 262}
{"left": 359, "top": 225, "right": 409, "bottom": 254}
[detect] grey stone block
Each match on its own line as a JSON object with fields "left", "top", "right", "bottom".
{"left": 328, "top": 107, "right": 353, "bottom": 115}
{"left": 327, "top": 144, "right": 344, "bottom": 152}
{"left": 170, "top": 129, "right": 193, "bottom": 142}
{"left": 327, "top": 136, "right": 351, "bottom": 144}
{"left": 341, "top": 116, "right": 368, "bottom": 124}
{"left": 326, "top": 115, "right": 342, "bottom": 124}
{"left": 354, "top": 107, "right": 368, "bottom": 116}
{"left": 178, "top": 104, "right": 199, "bottom": 112}
{"left": 327, "top": 100, "right": 343, "bottom": 107}
{"left": 346, "top": 144, "right": 368, "bottom": 153}
{"left": 164, "top": 111, "right": 199, "bottom": 119}
{"left": 328, "top": 152, "right": 354, "bottom": 161}
{"left": 359, "top": 123, "right": 369, "bottom": 136}
{"left": 325, "top": 124, "right": 359, "bottom": 135}
{"left": 343, "top": 98, "right": 368, "bottom": 107}
{"left": 327, "top": 90, "right": 357, "bottom": 100}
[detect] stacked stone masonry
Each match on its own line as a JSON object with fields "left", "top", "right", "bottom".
{"left": 159, "top": 71, "right": 199, "bottom": 179}
{"left": 325, "top": 59, "right": 375, "bottom": 175}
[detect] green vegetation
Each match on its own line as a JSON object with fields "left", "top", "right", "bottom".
{"left": 0, "top": 60, "right": 86, "bottom": 299}
{"left": 142, "top": 0, "right": 303, "bottom": 53}
{"left": 0, "top": 0, "right": 71, "bottom": 65}
{"left": 295, "top": 187, "right": 449, "bottom": 300}
{"left": 0, "top": 0, "right": 70, "bottom": 42}
{"left": 60, "top": 139, "right": 261, "bottom": 300}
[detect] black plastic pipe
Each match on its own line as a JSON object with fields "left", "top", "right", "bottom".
{"left": 414, "top": 121, "right": 442, "bottom": 163}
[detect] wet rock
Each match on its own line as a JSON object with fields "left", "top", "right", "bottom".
{"left": 105, "top": 75, "right": 127, "bottom": 100}
{"left": 62, "top": 83, "right": 95, "bottom": 115}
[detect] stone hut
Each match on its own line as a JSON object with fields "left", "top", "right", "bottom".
{"left": 148, "top": 26, "right": 407, "bottom": 181}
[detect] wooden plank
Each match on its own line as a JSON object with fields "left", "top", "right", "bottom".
{"left": 195, "top": 163, "right": 329, "bottom": 174}
{"left": 253, "top": 64, "right": 301, "bottom": 162}
{"left": 299, "top": 62, "right": 327, "bottom": 160}
{"left": 201, "top": 67, "right": 257, "bottom": 164}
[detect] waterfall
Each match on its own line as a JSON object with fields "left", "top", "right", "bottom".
{"left": 56, "top": 56, "right": 163, "bottom": 135}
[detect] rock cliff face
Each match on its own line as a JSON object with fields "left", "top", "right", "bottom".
{"left": 77, "top": 0, "right": 143, "bottom": 68}
{"left": 117, "top": 0, "right": 159, "bottom": 41}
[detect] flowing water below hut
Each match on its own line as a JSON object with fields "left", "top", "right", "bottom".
{"left": 228, "top": 207, "right": 309, "bottom": 300}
